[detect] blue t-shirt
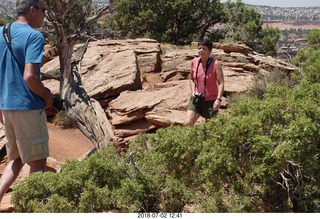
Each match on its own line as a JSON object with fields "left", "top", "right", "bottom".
{"left": 0, "top": 23, "right": 45, "bottom": 110}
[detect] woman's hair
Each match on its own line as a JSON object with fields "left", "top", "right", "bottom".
{"left": 198, "top": 38, "right": 213, "bottom": 51}
{"left": 16, "top": 0, "right": 40, "bottom": 15}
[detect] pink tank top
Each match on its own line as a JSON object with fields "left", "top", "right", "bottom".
{"left": 192, "top": 57, "right": 218, "bottom": 101}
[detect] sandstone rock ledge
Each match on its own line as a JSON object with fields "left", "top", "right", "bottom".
{"left": 40, "top": 39, "right": 296, "bottom": 142}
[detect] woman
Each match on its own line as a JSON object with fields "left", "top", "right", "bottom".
{"left": 185, "top": 39, "right": 224, "bottom": 126}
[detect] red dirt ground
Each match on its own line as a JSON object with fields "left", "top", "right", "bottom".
{"left": 47, "top": 123, "right": 95, "bottom": 163}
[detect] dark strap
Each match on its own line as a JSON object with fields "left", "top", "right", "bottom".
{"left": 3, "top": 23, "right": 24, "bottom": 70}
{"left": 195, "top": 57, "right": 214, "bottom": 97}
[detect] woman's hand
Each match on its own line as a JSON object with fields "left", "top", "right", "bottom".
{"left": 213, "top": 99, "right": 221, "bottom": 111}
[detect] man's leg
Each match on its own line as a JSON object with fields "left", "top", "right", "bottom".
{"left": 0, "top": 158, "right": 24, "bottom": 204}
{"left": 13, "top": 110, "right": 49, "bottom": 174}
{"left": 28, "top": 158, "right": 46, "bottom": 173}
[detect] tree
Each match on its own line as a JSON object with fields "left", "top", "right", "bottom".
{"left": 224, "top": 0, "right": 262, "bottom": 45}
{"left": 223, "top": 0, "right": 280, "bottom": 56}
{"left": 293, "top": 29, "right": 320, "bottom": 83}
{"left": 259, "top": 26, "right": 280, "bottom": 57}
{"left": 44, "top": 0, "right": 118, "bottom": 149}
{"left": 111, "top": 0, "right": 225, "bottom": 44}
{"left": 307, "top": 29, "right": 320, "bottom": 50}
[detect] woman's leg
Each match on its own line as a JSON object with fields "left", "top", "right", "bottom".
{"left": 185, "top": 110, "right": 201, "bottom": 126}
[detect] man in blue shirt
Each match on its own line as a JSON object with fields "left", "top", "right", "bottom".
{"left": 0, "top": 0, "right": 53, "bottom": 206}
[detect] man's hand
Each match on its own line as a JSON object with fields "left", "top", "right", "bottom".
{"left": 0, "top": 110, "right": 4, "bottom": 129}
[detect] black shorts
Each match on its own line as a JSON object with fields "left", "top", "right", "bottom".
{"left": 187, "top": 96, "right": 218, "bottom": 119}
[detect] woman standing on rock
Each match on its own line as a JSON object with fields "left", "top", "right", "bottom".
{"left": 185, "top": 38, "right": 224, "bottom": 126}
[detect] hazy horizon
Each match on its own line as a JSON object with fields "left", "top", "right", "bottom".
{"left": 220, "top": 0, "right": 320, "bottom": 7}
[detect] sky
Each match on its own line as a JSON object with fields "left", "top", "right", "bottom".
{"left": 220, "top": 0, "right": 320, "bottom": 7}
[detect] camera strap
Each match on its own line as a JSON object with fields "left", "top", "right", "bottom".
{"left": 195, "top": 57, "right": 213, "bottom": 97}
{"left": 3, "top": 23, "right": 24, "bottom": 70}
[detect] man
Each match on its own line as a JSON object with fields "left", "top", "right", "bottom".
{"left": 0, "top": 0, "right": 53, "bottom": 205}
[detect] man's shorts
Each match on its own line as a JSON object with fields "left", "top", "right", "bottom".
{"left": 187, "top": 96, "right": 218, "bottom": 119}
{"left": 2, "top": 109, "right": 49, "bottom": 164}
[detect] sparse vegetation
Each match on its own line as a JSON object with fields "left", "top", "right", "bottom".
{"left": 254, "top": 5, "right": 320, "bottom": 22}
{"left": 52, "top": 111, "right": 75, "bottom": 129}
{"left": 247, "top": 68, "right": 302, "bottom": 100}
{"left": 162, "top": 59, "right": 186, "bottom": 72}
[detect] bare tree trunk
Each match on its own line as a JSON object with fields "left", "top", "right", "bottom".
{"left": 61, "top": 41, "right": 118, "bottom": 149}
{"left": 47, "top": 2, "right": 117, "bottom": 149}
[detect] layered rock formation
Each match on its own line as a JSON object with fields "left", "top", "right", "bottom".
{"left": 41, "top": 38, "right": 297, "bottom": 143}
{"left": 0, "top": 38, "right": 297, "bottom": 151}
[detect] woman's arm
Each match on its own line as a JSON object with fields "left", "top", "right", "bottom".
{"left": 213, "top": 60, "right": 225, "bottom": 111}
{"left": 215, "top": 60, "right": 224, "bottom": 99}
{"left": 189, "top": 61, "right": 195, "bottom": 96}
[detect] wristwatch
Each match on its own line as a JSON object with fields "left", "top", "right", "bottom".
{"left": 217, "top": 97, "right": 222, "bottom": 102}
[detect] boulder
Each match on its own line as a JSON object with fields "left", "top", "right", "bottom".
{"left": 43, "top": 39, "right": 162, "bottom": 102}
{"left": 107, "top": 80, "right": 190, "bottom": 126}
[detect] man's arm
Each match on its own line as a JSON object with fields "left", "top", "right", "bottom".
{"left": 23, "top": 63, "right": 53, "bottom": 108}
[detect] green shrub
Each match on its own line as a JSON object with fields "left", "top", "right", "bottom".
{"left": 12, "top": 147, "right": 126, "bottom": 212}
{"left": 11, "top": 51, "right": 320, "bottom": 213}
{"left": 12, "top": 90, "right": 320, "bottom": 212}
